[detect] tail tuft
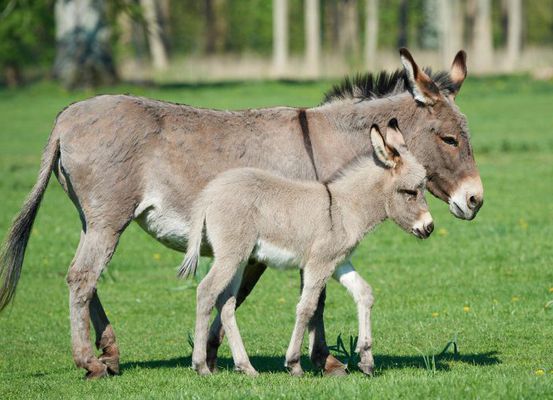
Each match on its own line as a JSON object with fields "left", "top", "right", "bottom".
{"left": 178, "top": 253, "right": 199, "bottom": 279}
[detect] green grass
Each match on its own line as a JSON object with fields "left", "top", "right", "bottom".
{"left": 1, "top": 76, "right": 553, "bottom": 399}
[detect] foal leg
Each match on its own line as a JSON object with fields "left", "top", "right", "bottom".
{"left": 286, "top": 264, "right": 335, "bottom": 376}
{"left": 333, "top": 261, "right": 375, "bottom": 375}
{"left": 193, "top": 256, "right": 244, "bottom": 376}
{"left": 90, "top": 291, "right": 120, "bottom": 375}
{"left": 216, "top": 268, "right": 258, "bottom": 376}
{"left": 206, "top": 260, "right": 267, "bottom": 372}
{"left": 66, "top": 228, "right": 121, "bottom": 379}
{"left": 302, "top": 272, "right": 348, "bottom": 376}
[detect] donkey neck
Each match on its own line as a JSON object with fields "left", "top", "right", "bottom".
{"left": 327, "top": 158, "right": 389, "bottom": 241}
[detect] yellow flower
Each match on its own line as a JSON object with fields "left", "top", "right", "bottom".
{"left": 278, "top": 297, "right": 286, "bottom": 304}
{"left": 463, "top": 306, "right": 470, "bottom": 313}
{"left": 437, "top": 228, "right": 448, "bottom": 237}
{"left": 511, "top": 296, "right": 520, "bottom": 302}
{"left": 431, "top": 312, "right": 439, "bottom": 318}
{"left": 549, "top": 287, "right": 553, "bottom": 293}
{"left": 153, "top": 253, "right": 161, "bottom": 261}
{"left": 518, "top": 218, "right": 528, "bottom": 230}
{"left": 535, "top": 369, "right": 545, "bottom": 376}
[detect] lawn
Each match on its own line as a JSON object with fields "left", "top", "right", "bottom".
{"left": 0, "top": 76, "right": 552, "bottom": 399}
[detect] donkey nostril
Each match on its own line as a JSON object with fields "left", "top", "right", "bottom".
{"left": 468, "top": 195, "right": 481, "bottom": 209}
{"left": 426, "top": 222, "right": 434, "bottom": 234}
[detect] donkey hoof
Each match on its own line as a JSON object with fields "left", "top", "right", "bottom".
{"left": 206, "top": 358, "right": 219, "bottom": 373}
{"left": 99, "top": 355, "right": 120, "bottom": 375}
{"left": 236, "top": 365, "right": 259, "bottom": 377}
{"left": 286, "top": 364, "right": 304, "bottom": 377}
{"left": 357, "top": 362, "right": 374, "bottom": 376}
{"left": 84, "top": 364, "right": 109, "bottom": 380}
{"left": 193, "top": 362, "right": 212, "bottom": 376}
{"left": 323, "top": 355, "right": 348, "bottom": 377}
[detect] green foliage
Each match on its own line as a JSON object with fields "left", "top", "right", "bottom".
{"left": 0, "top": 0, "right": 55, "bottom": 70}
{"left": 0, "top": 77, "right": 553, "bottom": 398}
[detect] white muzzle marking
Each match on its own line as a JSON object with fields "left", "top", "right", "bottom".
{"left": 412, "top": 211, "right": 433, "bottom": 239}
{"left": 448, "top": 176, "right": 484, "bottom": 220}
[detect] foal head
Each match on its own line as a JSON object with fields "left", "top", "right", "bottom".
{"left": 370, "top": 119, "right": 433, "bottom": 239}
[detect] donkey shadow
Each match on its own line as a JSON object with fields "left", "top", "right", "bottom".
{"left": 119, "top": 351, "right": 501, "bottom": 375}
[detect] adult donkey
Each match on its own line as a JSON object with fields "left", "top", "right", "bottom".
{"left": 0, "top": 49, "right": 483, "bottom": 378}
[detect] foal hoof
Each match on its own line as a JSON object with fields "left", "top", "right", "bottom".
{"left": 193, "top": 362, "right": 212, "bottom": 376}
{"left": 357, "top": 362, "right": 374, "bottom": 376}
{"left": 84, "top": 364, "right": 109, "bottom": 380}
{"left": 206, "top": 357, "right": 219, "bottom": 373}
{"left": 235, "top": 364, "right": 259, "bottom": 377}
{"left": 323, "top": 355, "right": 348, "bottom": 377}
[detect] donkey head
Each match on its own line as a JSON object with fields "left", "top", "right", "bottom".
{"left": 370, "top": 119, "right": 433, "bottom": 239}
{"left": 399, "top": 48, "right": 484, "bottom": 220}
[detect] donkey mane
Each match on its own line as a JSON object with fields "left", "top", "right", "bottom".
{"left": 322, "top": 68, "right": 456, "bottom": 104}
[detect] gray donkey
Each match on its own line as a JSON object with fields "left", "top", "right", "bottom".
{"left": 0, "top": 48, "right": 482, "bottom": 378}
{"left": 181, "top": 120, "right": 434, "bottom": 377}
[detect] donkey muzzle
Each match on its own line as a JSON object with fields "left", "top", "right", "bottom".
{"left": 412, "top": 212, "right": 434, "bottom": 239}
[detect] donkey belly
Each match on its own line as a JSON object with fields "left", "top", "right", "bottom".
{"left": 134, "top": 196, "right": 189, "bottom": 252}
{"left": 253, "top": 240, "right": 300, "bottom": 270}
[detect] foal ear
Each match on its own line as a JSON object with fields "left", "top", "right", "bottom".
{"left": 399, "top": 48, "right": 441, "bottom": 105}
{"left": 370, "top": 124, "right": 396, "bottom": 169}
{"left": 385, "top": 118, "right": 406, "bottom": 152}
{"left": 449, "top": 50, "right": 467, "bottom": 97}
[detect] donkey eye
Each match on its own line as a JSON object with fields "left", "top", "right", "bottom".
{"left": 441, "top": 136, "right": 459, "bottom": 147}
{"left": 399, "top": 189, "right": 417, "bottom": 198}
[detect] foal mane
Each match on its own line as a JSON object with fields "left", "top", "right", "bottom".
{"left": 322, "top": 68, "right": 456, "bottom": 104}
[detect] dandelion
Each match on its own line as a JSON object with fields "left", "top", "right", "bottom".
{"left": 549, "top": 287, "right": 553, "bottom": 293}
{"left": 278, "top": 297, "right": 286, "bottom": 304}
{"left": 535, "top": 369, "right": 545, "bottom": 376}
{"left": 431, "top": 312, "right": 439, "bottom": 318}
{"left": 153, "top": 253, "right": 161, "bottom": 261}
{"left": 511, "top": 296, "right": 520, "bottom": 302}
{"left": 463, "top": 306, "right": 470, "bottom": 313}
{"left": 437, "top": 228, "right": 448, "bottom": 237}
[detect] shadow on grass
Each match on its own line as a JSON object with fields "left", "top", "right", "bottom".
{"left": 120, "top": 351, "right": 500, "bottom": 375}
{"left": 375, "top": 351, "right": 501, "bottom": 372}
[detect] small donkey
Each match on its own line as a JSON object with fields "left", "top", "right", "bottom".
{"left": 180, "top": 120, "right": 434, "bottom": 376}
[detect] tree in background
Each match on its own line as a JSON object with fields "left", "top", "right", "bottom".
{"left": 304, "top": 0, "right": 320, "bottom": 77}
{"left": 54, "top": 0, "right": 117, "bottom": 88}
{"left": 0, "top": 0, "right": 55, "bottom": 87}
{"left": 140, "top": 0, "right": 169, "bottom": 70}
{"left": 272, "top": 0, "right": 288, "bottom": 75}
{"left": 472, "top": 0, "right": 493, "bottom": 72}
{"left": 338, "top": 0, "right": 360, "bottom": 63}
{"left": 204, "top": 0, "right": 227, "bottom": 54}
{"left": 505, "top": 0, "right": 521, "bottom": 71}
{"left": 364, "top": 0, "right": 378, "bottom": 70}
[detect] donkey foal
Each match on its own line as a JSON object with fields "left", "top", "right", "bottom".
{"left": 181, "top": 120, "right": 434, "bottom": 376}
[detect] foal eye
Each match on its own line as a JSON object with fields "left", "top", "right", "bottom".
{"left": 441, "top": 136, "right": 459, "bottom": 147}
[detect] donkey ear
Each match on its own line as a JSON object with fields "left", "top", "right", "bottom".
{"left": 449, "top": 50, "right": 467, "bottom": 97}
{"left": 399, "top": 48, "right": 441, "bottom": 105}
{"left": 370, "top": 124, "right": 396, "bottom": 169}
{"left": 385, "top": 118, "right": 406, "bottom": 152}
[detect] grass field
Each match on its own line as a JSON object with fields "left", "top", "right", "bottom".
{"left": 0, "top": 76, "right": 552, "bottom": 399}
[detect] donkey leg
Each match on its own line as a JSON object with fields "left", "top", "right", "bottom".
{"left": 90, "top": 291, "right": 120, "bottom": 375}
{"left": 286, "top": 264, "right": 335, "bottom": 377}
{"left": 67, "top": 229, "right": 121, "bottom": 379}
{"left": 333, "top": 261, "right": 375, "bottom": 375}
{"left": 216, "top": 270, "right": 258, "bottom": 376}
{"left": 206, "top": 260, "right": 267, "bottom": 372}
{"left": 301, "top": 271, "right": 347, "bottom": 376}
{"left": 193, "top": 257, "right": 243, "bottom": 376}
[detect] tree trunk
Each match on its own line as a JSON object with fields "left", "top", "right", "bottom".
{"left": 422, "top": 0, "right": 439, "bottom": 49}
{"left": 472, "top": 0, "right": 493, "bottom": 72}
{"left": 439, "top": 0, "right": 463, "bottom": 68}
{"left": 204, "top": 0, "right": 227, "bottom": 54}
{"left": 54, "top": 0, "right": 117, "bottom": 89}
{"left": 305, "top": 0, "right": 321, "bottom": 77}
{"left": 365, "top": 0, "right": 378, "bottom": 70}
{"left": 505, "top": 0, "right": 521, "bottom": 71}
{"left": 272, "top": 0, "right": 288, "bottom": 75}
{"left": 397, "top": 0, "right": 408, "bottom": 48}
{"left": 140, "top": 0, "right": 169, "bottom": 70}
{"left": 338, "top": 0, "right": 359, "bottom": 60}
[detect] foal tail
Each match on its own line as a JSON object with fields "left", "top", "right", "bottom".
{"left": 0, "top": 129, "right": 60, "bottom": 311}
{"left": 178, "top": 204, "right": 207, "bottom": 279}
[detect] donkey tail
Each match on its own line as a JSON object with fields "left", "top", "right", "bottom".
{"left": 178, "top": 205, "right": 207, "bottom": 280}
{"left": 0, "top": 130, "right": 60, "bottom": 311}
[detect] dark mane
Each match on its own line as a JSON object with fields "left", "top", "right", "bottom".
{"left": 322, "top": 68, "right": 456, "bottom": 104}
